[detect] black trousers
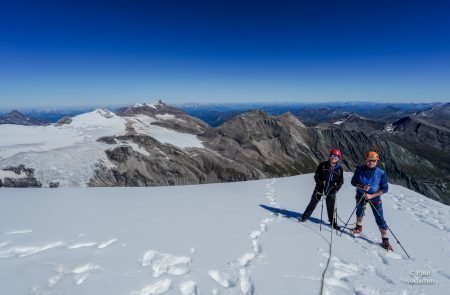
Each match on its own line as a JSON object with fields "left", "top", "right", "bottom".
{"left": 303, "top": 190, "right": 337, "bottom": 223}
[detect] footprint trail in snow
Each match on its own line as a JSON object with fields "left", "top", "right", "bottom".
{"left": 208, "top": 178, "right": 280, "bottom": 294}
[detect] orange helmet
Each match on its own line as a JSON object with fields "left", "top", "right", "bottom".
{"left": 365, "top": 151, "right": 380, "bottom": 161}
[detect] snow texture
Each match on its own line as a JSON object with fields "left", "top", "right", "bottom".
{"left": 0, "top": 173, "right": 449, "bottom": 294}
{"left": 156, "top": 114, "right": 176, "bottom": 120}
{"left": 333, "top": 120, "right": 345, "bottom": 125}
{"left": 142, "top": 250, "right": 191, "bottom": 277}
{"left": 136, "top": 279, "right": 172, "bottom": 295}
{"left": 0, "top": 169, "right": 27, "bottom": 180}
{"left": 179, "top": 281, "right": 197, "bottom": 295}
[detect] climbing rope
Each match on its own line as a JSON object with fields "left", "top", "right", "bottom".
{"left": 319, "top": 207, "right": 337, "bottom": 295}
{"left": 336, "top": 211, "right": 356, "bottom": 227}
{"left": 318, "top": 175, "right": 344, "bottom": 294}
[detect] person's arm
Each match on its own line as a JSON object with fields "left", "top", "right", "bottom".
{"left": 380, "top": 171, "right": 389, "bottom": 193}
{"left": 314, "top": 163, "right": 322, "bottom": 185}
{"left": 314, "top": 163, "right": 325, "bottom": 193}
{"left": 335, "top": 167, "right": 344, "bottom": 191}
{"left": 351, "top": 167, "right": 363, "bottom": 189}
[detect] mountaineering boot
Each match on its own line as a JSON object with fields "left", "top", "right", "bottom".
{"left": 351, "top": 224, "right": 363, "bottom": 234}
{"left": 331, "top": 222, "right": 341, "bottom": 230}
{"left": 382, "top": 237, "right": 393, "bottom": 251}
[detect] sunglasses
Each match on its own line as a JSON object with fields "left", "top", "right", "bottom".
{"left": 330, "top": 155, "right": 340, "bottom": 159}
{"left": 366, "top": 160, "right": 378, "bottom": 163}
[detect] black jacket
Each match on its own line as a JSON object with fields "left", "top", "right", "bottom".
{"left": 313, "top": 161, "right": 344, "bottom": 195}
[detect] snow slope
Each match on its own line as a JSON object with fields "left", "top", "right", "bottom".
{"left": 0, "top": 173, "right": 449, "bottom": 294}
{"left": 0, "top": 108, "right": 204, "bottom": 187}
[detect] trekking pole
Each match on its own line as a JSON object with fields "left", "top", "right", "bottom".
{"left": 320, "top": 176, "right": 332, "bottom": 232}
{"left": 320, "top": 196, "right": 324, "bottom": 231}
{"left": 368, "top": 200, "right": 413, "bottom": 259}
{"left": 339, "top": 193, "right": 366, "bottom": 236}
{"left": 331, "top": 191, "right": 341, "bottom": 235}
{"left": 334, "top": 207, "right": 339, "bottom": 235}
{"left": 331, "top": 194, "right": 338, "bottom": 235}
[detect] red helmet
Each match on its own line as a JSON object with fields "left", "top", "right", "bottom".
{"left": 330, "top": 149, "right": 342, "bottom": 158}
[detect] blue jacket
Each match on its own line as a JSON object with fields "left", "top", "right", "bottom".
{"left": 351, "top": 165, "right": 388, "bottom": 195}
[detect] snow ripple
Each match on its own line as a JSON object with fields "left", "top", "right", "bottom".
{"left": 97, "top": 238, "right": 118, "bottom": 249}
{"left": 0, "top": 241, "right": 65, "bottom": 258}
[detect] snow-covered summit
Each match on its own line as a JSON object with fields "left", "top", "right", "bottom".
{"left": 118, "top": 100, "right": 182, "bottom": 118}
{"left": 132, "top": 100, "right": 166, "bottom": 109}
{"left": 0, "top": 104, "right": 205, "bottom": 187}
{"left": 68, "top": 109, "right": 124, "bottom": 130}
{"left": 0, "top": 174, "right": 448, "bottom": 294}
{"left": 333, "top": 113, "right": 368, "bottom": 125}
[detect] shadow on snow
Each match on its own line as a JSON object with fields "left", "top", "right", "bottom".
{"left": 259, "top": 204, "right": 378, "bottom": 246}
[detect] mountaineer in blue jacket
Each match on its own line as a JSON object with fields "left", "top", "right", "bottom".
{"left": 351, "top": 151, "right": 392, "bottom": 250}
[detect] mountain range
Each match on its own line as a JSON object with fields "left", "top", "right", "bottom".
{"left": 0, "top": 100, "right": 449, "bottom": 205}
{"left": 0, "top": 110, "right": 48, "bottom": 126}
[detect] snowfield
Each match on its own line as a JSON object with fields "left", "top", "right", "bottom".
{"left": 0, "top": 173, "right": 449, "bottom": 294}
{"left": 0, "top": 109, "right": 204, "bottom": 187}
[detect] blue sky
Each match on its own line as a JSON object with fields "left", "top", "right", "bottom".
{"left": 0, "top": 0, "right": 449, "bottom": 108}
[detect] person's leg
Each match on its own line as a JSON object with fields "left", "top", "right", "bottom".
{"left": 369, "top": 198, "right": 388, "bottom": 237}
{"left": 355, "top": 195, "right": 366, "bottom": 225}
{"left": 302, "top": 191, "right": 321, "bottom": 220}
{"left": 325, "top": 193, "right": 336, "bottom": 224}
{"left": 352, "top": 194, "right": 366, "bottom": 233}
{"left": 369, "top": 198, "right": 392, "bottom": 249}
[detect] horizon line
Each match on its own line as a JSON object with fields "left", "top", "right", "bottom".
{"left": 0, "top": 99, "right": 449, "bottom": 112}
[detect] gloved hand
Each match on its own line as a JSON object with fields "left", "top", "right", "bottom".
{"left": 316, "top": 183, "right": 325, "bottom": 194}
{"left": 331, "top": 183, "right": 340, "bottom": 193}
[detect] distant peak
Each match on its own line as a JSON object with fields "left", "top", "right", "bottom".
{"left": 132, "top": 100, "right": 166, "bottom": 109}
{"left": 383, "top": 105, "right": 400, "bottom": 111}
{"left": 278, "top": 112, "right": 306, "bottom": 127}
{"left": 94, "top": 108, "right": 115, "bottom": 118}
{"left": 393, "top": 116, "right": 412, "bottom": 126}
{"left": 0, "top": 109, "right": 47, "bottom": 125}
{"left": 116, "top": 99, "right": 185, "bottom": 118}
{"left": 346, "top": 113, "right": 367, "bottom": 120}
{"left": 3, "top": 110, "right": 28, "bottom": 120}
{"left": 241, "top": 109, "right": 269, "bottom": 117}
{"left": 278, "top": 111, "right": 294, "bottom": 117}
{"left": 332, "top": 113, "right": 367, "bottom": 125}
{"left": 6, "top": 110, "right": 25, "bottom": 116}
